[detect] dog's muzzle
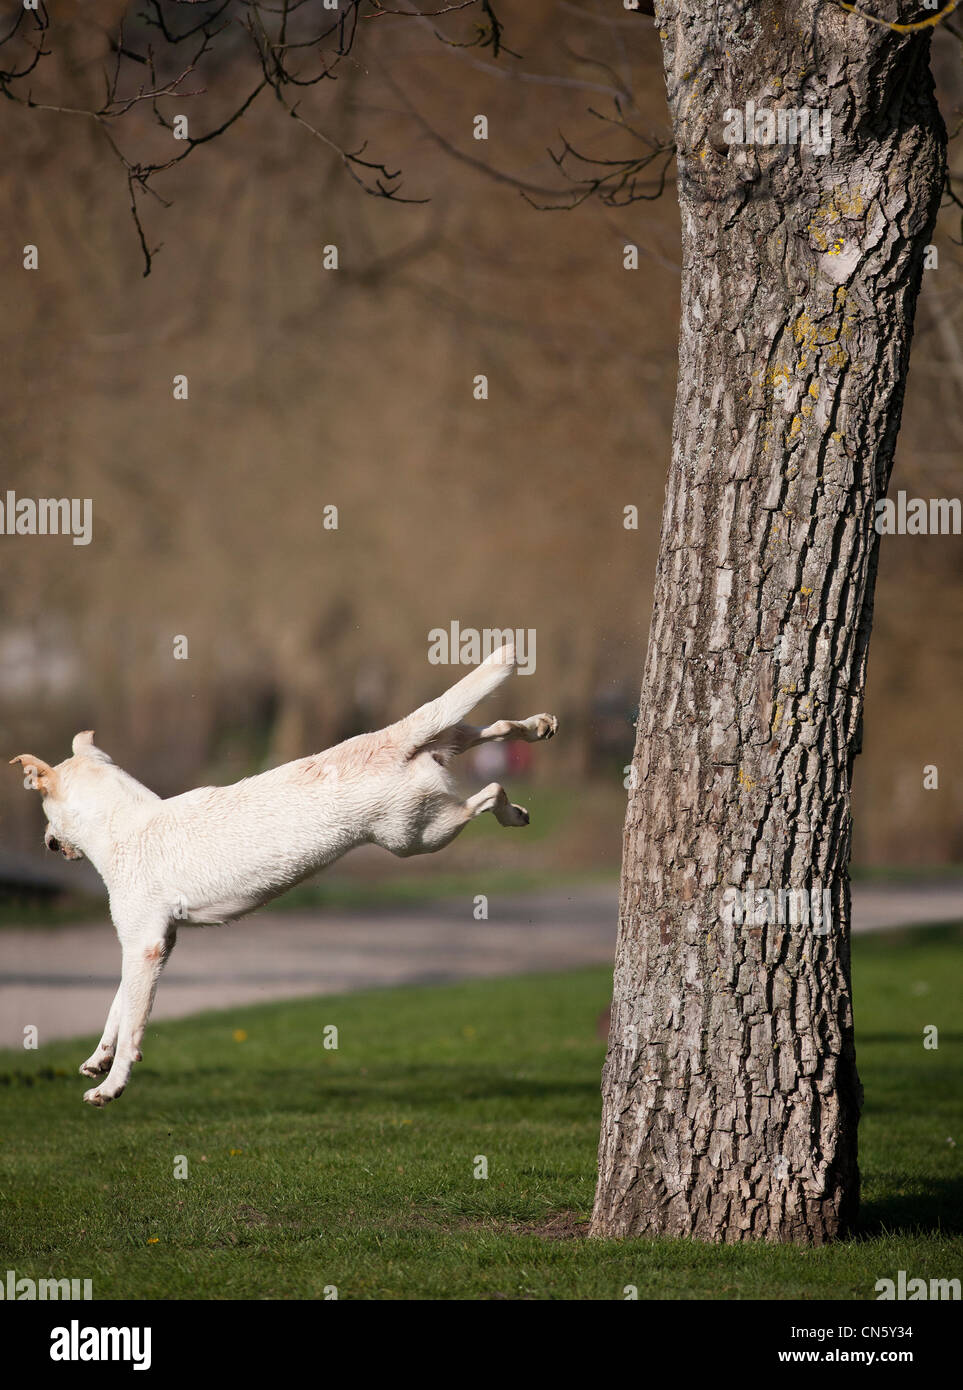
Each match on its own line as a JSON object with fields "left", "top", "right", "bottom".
{"left": 46, "top": 829, "right": 82, "bottom": 859}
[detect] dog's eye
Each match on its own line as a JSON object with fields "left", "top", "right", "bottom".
{"left": 47, "top": 836, "right": 60, "bottom": 853}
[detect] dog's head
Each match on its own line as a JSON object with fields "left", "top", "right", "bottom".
{"left": 9, "top": 731, "right": 114, "bottom": 860}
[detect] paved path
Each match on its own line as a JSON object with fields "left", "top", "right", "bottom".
{"left": 1, "top": 880, "right": 960, "bottom": 1048}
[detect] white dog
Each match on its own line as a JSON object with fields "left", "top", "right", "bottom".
{"left": 11, "top": 643, "right": 557, "bottom": 1107}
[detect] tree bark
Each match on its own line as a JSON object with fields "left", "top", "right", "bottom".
{"left": 592, "top": 1, "right": 945, "bottom": 1243}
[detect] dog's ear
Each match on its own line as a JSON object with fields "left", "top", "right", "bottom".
{"left": 9, "top": 754, "right": 57, "bottom": 794}
{"left": 72, "top": 730, "right": 111, "bottom": 762}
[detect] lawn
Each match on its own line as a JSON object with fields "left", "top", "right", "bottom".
{"left": 0, "top": 924, "right": 960, "bottom": 1300}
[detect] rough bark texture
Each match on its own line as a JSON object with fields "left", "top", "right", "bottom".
{"left": 592, "top": 1, "right": 945, "bottom": 1243}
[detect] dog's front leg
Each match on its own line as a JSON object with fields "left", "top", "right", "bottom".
{"left": 83, "top": 929, "right": 174, "bottom": 1108}
{"left": 79, "top": 983, "right": 123, "bottom": 1078}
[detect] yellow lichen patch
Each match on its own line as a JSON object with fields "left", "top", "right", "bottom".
{"left": 831, "top": 430, "right": 844, "bottom": 443}
{"left": 807, "top": 188, "right": 867, "bottom": 257}
{"left": 737, "top": 766, "right": 756, "bottom": 791}
{"left": 752, "top": 361, "right": 797, "bottom": 404}
{"left": 808, "top": 223, "right": 828, "bottom": 252}
{"left": 833, "top": 188, "right": 866, "bottom": 217}
{"left": 793, "top": 311, "right": 816, "bottom": 350}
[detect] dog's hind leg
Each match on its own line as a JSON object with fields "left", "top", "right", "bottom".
{"left": 83, "top": 928, "right": 175, "bottom": 1107}
{"left": 397, "top": 782, "right": 529, "bottom": 856}
{"left": 451, "top": 714, "right": 558, "bottom": 750}
{"left": 79, "top": 983, "right": 123, "bottom": 1078}
{"left": 464, "top": 782, "right": 529, "bottom": 827}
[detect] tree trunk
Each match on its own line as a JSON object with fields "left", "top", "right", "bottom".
{"left": 591, "top": 1, "right": 945, "bottom": 1243}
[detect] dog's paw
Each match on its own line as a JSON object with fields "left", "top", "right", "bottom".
{"left": 498, "top": 802, "right": 529, "bottom": 827}
{"left": 529, "top": 714, "right": 558, "bottom": 741}
{"left": 80, "top": 1053, "right": 113, "bottom": 1078}
{"left": 83, "top": 1085, "right": 119, "bottom": 1107}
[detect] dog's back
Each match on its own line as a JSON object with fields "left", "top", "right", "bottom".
{"left": 119, "top": 646, "right": 520, "bottom": 918}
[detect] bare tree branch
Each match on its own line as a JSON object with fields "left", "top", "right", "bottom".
{"left": 0, "top": 0, "right": 509, "bottom": 272}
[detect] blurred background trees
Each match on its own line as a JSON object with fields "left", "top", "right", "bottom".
{"left": 2, "top": 0, "right": 961, "bottom": 872}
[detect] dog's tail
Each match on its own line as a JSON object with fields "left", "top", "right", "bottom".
{"left": 400, "top": 642, "right": 516, "bottom": 751}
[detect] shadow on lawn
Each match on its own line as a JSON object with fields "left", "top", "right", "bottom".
{"left": 123, "top": 1060, "right": 603, "bottom": 1117}
{"left": 255, "top": 1063, "right": 601, "bottom": 1109}
{"left": 857, "top": 1032, "right": 963, "bottom": 1045}
{"left": 858, "top": 1175, "right": 963, "bottom": 1237}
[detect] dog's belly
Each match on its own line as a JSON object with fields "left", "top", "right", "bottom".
{"left": 181, "top": 893, "right": 269, "bottom": 926}
{"left": 174, "top": 856, "right": 331, "bottom": 925}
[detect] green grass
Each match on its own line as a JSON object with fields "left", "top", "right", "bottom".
{"left": 850, "top": 863, "right": 963, "bottom": 882}
{"left": 0, "top": 925, "right": 960, "bottom": 1300}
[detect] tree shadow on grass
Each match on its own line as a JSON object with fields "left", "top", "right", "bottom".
{"left": 268, "top": 1063, "right": 602, "bottom": 1110}
{"left": 134, "top": 1060, "right": 602, "bottom": 1120}
{"left": 857, "top": 1033, "right": 963, "bottom": 1045}
{"left": 858, "top": 1175, "right": 963, "bottom": 1237}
